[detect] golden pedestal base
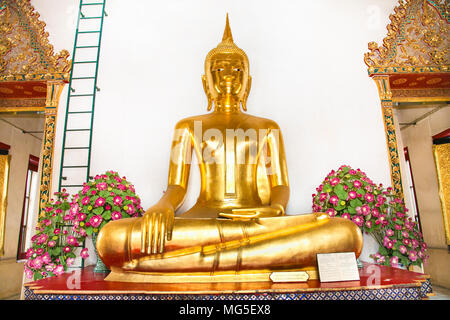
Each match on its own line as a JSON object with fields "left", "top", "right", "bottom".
{"left": 105, "top": 267, "right": 318, "bottom": 283}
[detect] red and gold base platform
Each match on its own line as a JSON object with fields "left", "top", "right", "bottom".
{"left": 23, "top": 263, "right": 433, "bottom": 300}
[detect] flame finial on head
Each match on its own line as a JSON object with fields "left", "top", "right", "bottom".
{"left": 222, "top": 13, "right": 233, "bottom": 43}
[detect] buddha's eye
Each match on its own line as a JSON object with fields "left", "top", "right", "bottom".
{"left": 234, "top": 68, "right": 241, "bottom": 72}
{"left": 215, "top": 68, "right": 224, "bottom": 72}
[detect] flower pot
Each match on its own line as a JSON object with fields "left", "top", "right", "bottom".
{"left": 92, "top": 232, "right": 109, "bottom": 273}
{"left": 356, "top": 258, "right": 363, "bottom": 269}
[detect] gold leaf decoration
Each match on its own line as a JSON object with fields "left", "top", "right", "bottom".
{"left": 0, "top": 0, "right": 71, "bottom": 82}
{"left": 364, "top": 0, "right": 449, "bottom": 74}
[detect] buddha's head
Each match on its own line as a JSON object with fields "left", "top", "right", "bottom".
{"left": 203, "top": 14, "right": 252, "bottom": 112}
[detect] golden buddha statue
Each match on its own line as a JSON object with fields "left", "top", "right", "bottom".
{"left": 97, "top": 15, "right": 363, "bottom": 282}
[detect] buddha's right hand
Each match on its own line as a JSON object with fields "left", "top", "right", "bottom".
{"left": 140, "top": 204, "right": 174, "bottom": 254}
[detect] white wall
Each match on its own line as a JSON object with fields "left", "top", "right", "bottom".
{"left": 34, "top": 0, "right": 396, "bottom": 215}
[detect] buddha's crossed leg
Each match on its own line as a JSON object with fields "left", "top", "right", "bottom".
{"left": 97, "top": 213, "right": 363, "bottom": 274}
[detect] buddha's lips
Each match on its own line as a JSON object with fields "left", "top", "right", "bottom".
{"left": 218, "top": 82, "right": 241, "bottom": 95}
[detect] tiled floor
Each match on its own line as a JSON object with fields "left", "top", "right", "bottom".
{"left": 428, "top": 285, "right": 450, "bottom": 300}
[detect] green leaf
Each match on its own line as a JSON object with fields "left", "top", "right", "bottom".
{"left": 400, "top": 256, "right": 409, "bottom": 267}
{"left": 334, "top": 184, "right": 348, "bottom": 200}
{"left": 338, "top": 191, "right": 348, "bottom": 200}
{"left": 52, "top": 247, "right": 61, "bottom": 256}
{"left": 350, "top": 199, "right": 363, "bottom": 208}
{"left": 67, "top": 252, "right": 76, "bottom": 259}
{"left": 34, "top": 272, "right": 43, "bottom": 281}
{"left": 93, "top": 207, "right": 104, "bottom": 215}
{"left": 323, "top": 183, "right": 332, "bottom": 193}
{"left": 392, "top": 250, "right": 402, "bottom": 258}
{"left": 335, "top": 184, "right": 345, "bottom": 193}
{"left": 85, "top": 226, "right": 94, "bottom": 236}
{"left": 61, "top": 202, "right": 71, "bottom": 210}
{"left": 348, "top": 207, "right": 357, "bottom": 214}
{"left": 378, "top": 246, "right": 388, "bottom": 256}
{"left": 102, "top": 210, "right": 111, "bottom": 220}
{"left": 99, "top": 190, "right": 109, "bottom": 198}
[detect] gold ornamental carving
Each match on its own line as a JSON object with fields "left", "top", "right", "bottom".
{"left": 38, "top": 81, "right": 64, "bottom": 216}
{"left": 0, "top": 97, "right": 46, "bottom": 110}
{"left": 391, "top": 88, "right": 450, "bottom": 101}
{"left": 364, "top": 0, "right": 449, "bottom": 75}
{"left": 373, "top": 75, "right": 393, "bottom": 101}
{"left": 0, "top": 0, "right": 71, "bottom": 82}
{"left": 381, "top": 106, "right": 404, "bottom": 197}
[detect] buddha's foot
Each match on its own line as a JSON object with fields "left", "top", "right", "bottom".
{"left": 122, "top": 259, "right": 139, "bottom": 271}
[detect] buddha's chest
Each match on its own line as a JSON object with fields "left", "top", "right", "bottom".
{"left": 196, "top": 127, "right": 266, "bottom": 166}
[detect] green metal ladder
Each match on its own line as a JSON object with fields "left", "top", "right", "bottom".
{"left": 58, "top": 0, "right": 107, "bottom": 269}
{"left": 58, "top": 0, "right": 106, "bottom": 193}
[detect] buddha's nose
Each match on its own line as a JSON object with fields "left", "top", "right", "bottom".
{"left": 224, "top": 75, "right": 234, "bottom": 82}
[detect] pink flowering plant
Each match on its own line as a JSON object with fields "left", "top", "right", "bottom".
{"left": 70, "top": 170, "right": 144, "bottom": 238}
{"left": 24, "top": 190, "right": 89, "bottom": 281}
{"left": 372, "top": 195, "right": 428, "bottom": 268}
{"left": 312, "top": 165, "right": 428, "bottom": 268}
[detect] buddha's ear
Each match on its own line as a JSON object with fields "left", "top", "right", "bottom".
{"left": 241, "top": 75, "right": 252, "bottom": 112}
{"left": 202, "top": 75, "right": 213, "bottom": 111}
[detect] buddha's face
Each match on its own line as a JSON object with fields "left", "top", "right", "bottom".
{"left": 205, "top": 52, "right": 249, "bottom": 103}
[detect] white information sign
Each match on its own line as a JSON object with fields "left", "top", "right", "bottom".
{"left": 317, "top": 252, "right": 360, "bottom": 283}
{"left": 270, "top": 271, "right": 309, "bottom": 283}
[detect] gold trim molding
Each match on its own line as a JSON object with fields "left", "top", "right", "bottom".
{"left": 0, "top": 98, "right": 46, "bottom": 111}
{"left": 433, "top": 143, "right": 450, "bottom": 246}
{"left": 372, "top": 76, "right": 405, "bottom": 196}
{"left": 0, "top": 154, "right": 11, "bottom": 257}
{"left": 38, "top": 81, "right": 64, "bottom": 217}
{"left": 391, "top": 88, "right": 450, "bottom": 102}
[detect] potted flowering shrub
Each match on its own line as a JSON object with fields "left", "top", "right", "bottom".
{"left": 371, "top": 192, "right": 428, "bottom": 268}
{"left": 312, "top": 165, "right": 428, "bottom": 269}
{"left": 24, "top": 190, "right": 89, "bottom": 280}
{"left": 70, "top": 170, "right": 144, "bottom": 272}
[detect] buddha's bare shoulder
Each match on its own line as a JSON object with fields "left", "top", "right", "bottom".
{"left": 243, "top": 113, "right": 281, "bottom": 130}
{"left": 173, "top": 113, "right": 211, "bottom": 129}
{"left": 173, "top": 113, "right": 281, "bottom": 130}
